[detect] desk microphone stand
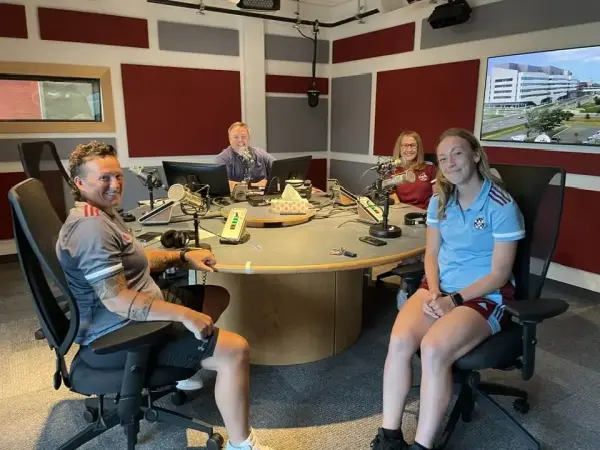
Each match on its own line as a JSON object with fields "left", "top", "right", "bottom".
{"left": 144, "top": 172, "right": 162, "bottom": 211}
{"left": 369, "top": 189, "right": 402, "bottom": 239}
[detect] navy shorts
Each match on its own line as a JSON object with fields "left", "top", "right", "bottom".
{"left": 79, "top": 284, "right": 219, "bottom": 370}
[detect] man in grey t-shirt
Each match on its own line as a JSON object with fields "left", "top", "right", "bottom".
{"left": 215, "top": 121, "right": 276, "bottom": 184}
{"left": 55, "top": 141, "right": 275, "bottom": 450}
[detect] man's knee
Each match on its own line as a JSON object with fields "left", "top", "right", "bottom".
{"left": 216, "top": 329, "right": 250, "bottom": 364}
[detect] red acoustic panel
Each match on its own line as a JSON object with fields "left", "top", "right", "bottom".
{"left": 307, "top": 158, "right": 327, "bottom": 190}
{"left": 485, "top": 146, "right": 600, "bottom": 177}
{"left": 374, "top": 59, "right": 480, "bottom": 156}
{"left": 38, "top": 7, "right": 148, "bottom": 48}
{"left": 0, "top": 172, "right": 26, "bottom": 240}
{"left": 554, "top": 187, "right": 600, "bottom": 274}
{"left": 122, "top": 64, "right": 241, "bottom": 157}
{"left": 333, "top": 23, "right": 415, "bottom": 64}
{"left": 266, "top": 75, "right": 329, "bottom": 95}
{"left": 0, "top": 3, "right": 28, "bottom": 39}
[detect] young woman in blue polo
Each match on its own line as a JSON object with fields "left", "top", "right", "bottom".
{"left": 370, "top": 128, "right": 525, "bottom": 450}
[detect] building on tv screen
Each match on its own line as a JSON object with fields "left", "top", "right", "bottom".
{"left": 481, "top": 46, "right": 600, "bottom": 147}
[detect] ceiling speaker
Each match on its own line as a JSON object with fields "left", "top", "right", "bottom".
{"left": 428, "top": 0, "right": 472, "bottom": 29}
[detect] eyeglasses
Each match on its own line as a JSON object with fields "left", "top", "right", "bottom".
{"left": 401, "top": 143, "right": 418, "bottom": 149}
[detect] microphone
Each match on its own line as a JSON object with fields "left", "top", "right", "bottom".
{"left": 374, "top": 157, "right": 407, "bottom": 174}
{"left": 238, "top": 147, "right": 256, "bottom": 167}
{"left": 167, "top": 184, "right": 205, "bottom": 210}
{"left": 379, "top": 170, "right": 416, "bottom": 190}
{"left": 129, "top": 165, "right": 163, "bottom": 188}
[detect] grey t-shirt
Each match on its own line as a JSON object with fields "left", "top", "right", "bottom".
{"left": 214, "top": 146, "right": 276, "bottom": 182}
{"left": 56, "top": 202, "right": 162, "bottom": 345}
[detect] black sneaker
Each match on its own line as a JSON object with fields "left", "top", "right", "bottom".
{"left": 370, "top": 428, "right": 407, "bottom": 450}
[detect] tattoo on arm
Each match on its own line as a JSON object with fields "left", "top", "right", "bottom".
{"left": 92, "top": 272, "right": 128, "bottom": 301}
{"left": 146, "top": 250, "right": 178, "bottom": 272}
{"left": 128, "top": 293, "right": 155, "bottom": 321}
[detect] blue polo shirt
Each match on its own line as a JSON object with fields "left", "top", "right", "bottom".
{"left": 426, "top": 179, "right": 525, "bottom": 304}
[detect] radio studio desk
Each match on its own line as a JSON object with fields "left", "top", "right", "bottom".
{"left": 136, "top": 195, "right": 426, "bottom": 366}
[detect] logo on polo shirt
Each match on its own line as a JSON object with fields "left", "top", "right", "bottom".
{"left": 474, "top": 216, "right": 486, "bottom": 230}
{"left": 418, "top": 172, "right": 428, "bottom": 182}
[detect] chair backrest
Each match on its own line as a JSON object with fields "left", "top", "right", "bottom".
{"left": 8, "top": 178, "right": 79, "bottom": 357}
{"left": 490, "top": 164, "right": 565, "bottom": 301}
{"left": 17, "top": 141, "right": 73, "bottom": 221}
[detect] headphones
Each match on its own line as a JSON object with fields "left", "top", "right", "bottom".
{"left": 160, "top": 230, "right": 190, "bottom": 249}
{"left": 404, "top": 212, "right": 427, "bottom": 226}
{"left": 160, "top": 230, "right": 212, "bottom": 251}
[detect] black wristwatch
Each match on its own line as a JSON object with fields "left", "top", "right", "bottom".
{"left": 180, "top": 248, "right": 190, "bottom": 263}
{"left": 450, "top": 292, "right": 464, "bottom": 306}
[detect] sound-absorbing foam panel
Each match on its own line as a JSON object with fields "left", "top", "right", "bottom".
{"left": 122, "top": 64, "right": 241, "bottom": 157}
{"left": 374, "top": 59, "right": 480, "bottom": 155}
{"left": 38, "top": 8, "right": 149, "bottom": 48}
{"left": 0, "top": 3, "right": 28, "bottom": 39}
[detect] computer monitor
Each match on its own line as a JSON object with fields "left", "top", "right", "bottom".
{"left": 162, "top": 161, "right": 231, "bottom": 198}
{"left": 265, "top": 156, "right": 312, "bottom": 194}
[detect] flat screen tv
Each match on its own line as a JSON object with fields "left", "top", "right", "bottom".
{"left": 481, "top": 45, "right": 600, "bottom": 147}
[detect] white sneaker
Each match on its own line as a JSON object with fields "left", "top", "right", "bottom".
{"left": 176, "top": 370, "right": 204, "bottom": 391}
{"left": 225, "top": 429, "right": 274, "bottom": 450}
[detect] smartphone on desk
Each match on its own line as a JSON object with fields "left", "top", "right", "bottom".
{"left": 359, "top": 236, "right": 387, "bottom": 246}
{"left": 136, "top": 231, "right": 161, "bottom": 245}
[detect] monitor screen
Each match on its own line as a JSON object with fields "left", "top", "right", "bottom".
{"left": 481, "top": 45, "right": 600, "bottom": 147}
{"left": 265, "top": 156, "right": 312, "bottom": 194}
{"left": 162, "top": 161, "right": 230, "bottom": 198}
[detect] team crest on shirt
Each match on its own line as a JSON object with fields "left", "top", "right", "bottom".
{"left": 418, "top": 172, "right": 428, "bottom": 182}
{"left": 473, "top": 216, "right": 486, "bottom": 230}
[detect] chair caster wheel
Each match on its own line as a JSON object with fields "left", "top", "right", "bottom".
{"left": 171, "top": 390, "right": 187, "bottom": 406}
{"left": 206, "top": 432, "right": 224, "bottom": 450}
{"left": 83, "top": 408, "right": 98, "bottom": 423}
{"left": 513, "top": 398, "right": 530, "bottom": 414}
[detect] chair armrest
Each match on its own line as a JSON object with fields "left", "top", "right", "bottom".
{"left": 90, "top": 321, "right": 174, "bottom": 355}
{"left": 391, "top": 262, "right": 425, "bottom": 277}
{"left": 504, "top": 298, "right": 569, "bottom": 322}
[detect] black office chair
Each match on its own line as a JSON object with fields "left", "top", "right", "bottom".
{"left": 430, "top": 164, "right": 569, "bottom": 449}
{"left": 17, "top": 140, "right": 73, "bottom": 341}
{"left": 8, "top": 178, "right": 224, "bottom": 450}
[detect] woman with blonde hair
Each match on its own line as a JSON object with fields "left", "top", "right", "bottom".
{"left": 370, "top": 128, "right": 525, "bottom": 450}
{"left": 390, "top": 131, "right": 437, "bottom": 210}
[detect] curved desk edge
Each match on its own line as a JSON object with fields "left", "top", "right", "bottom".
{"left": 208, "top": 246, "right": 426, "bottom": 275}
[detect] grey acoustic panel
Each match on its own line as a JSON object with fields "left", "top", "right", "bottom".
{"left": 158, "top": 21, "right": 239, "bottom": 56}
{"left": 266, "top": 97, "right": 328, "bottom": 153}
{"left": 329, "top": 159, "right": 377, "bottom": 196}
{"left": 421, "top": 0, "right": 600, "bottom": 49}
{"left": 330, "top": 74, "right": 372, "bottom": 155}
{"left": 265, "top": 34, "right": 329, "bottom": 63}
{"left": 0, "top": 137, "right": 118, "bottom": 163}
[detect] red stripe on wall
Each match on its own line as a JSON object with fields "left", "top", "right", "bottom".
{"left": 38, "top": 7, "right": 149, "bottom": 48}
{"left": 122, "top": 64, "right": 241, "bottom": 157}
{"left": 307, "top": 158, "right": 327, "bottom": 191}
{"left": 266, "top": 75, "right": 329, "bottom": 95}
{"left": 554, "top": 187, "right": 600, "bottom": 274}
{"left": 0, "top": 3, "right": 28, "bottom": 39}
{"left": 332, "top": 23, "right": 415, "bottom": 64}
{"left": 374, "top": 59, "right": 480, "bottom": 156}
{"left": 485, "top": 146, "right": 600, "bottom": 177}
{"left": 0, "top": 172, "right": 26, "bottom": 240}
